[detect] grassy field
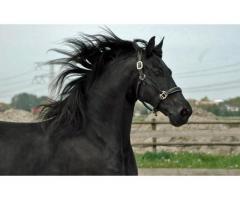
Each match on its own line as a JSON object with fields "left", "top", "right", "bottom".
{"left": 135, "top": 151, "right": 240, "bottom": 169}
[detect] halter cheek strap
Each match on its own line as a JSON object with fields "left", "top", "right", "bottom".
{"left": 135, "top": 51, "right": 182, "bottom": 115}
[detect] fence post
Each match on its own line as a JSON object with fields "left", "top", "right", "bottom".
{"left": 151, "top": 118, "right": 156, "bottom": 131}
{"left": 152, "top": 137, "right": 157, "bottom": 153}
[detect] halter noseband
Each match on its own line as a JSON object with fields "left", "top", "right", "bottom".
{"left": 135, "top": 49, "right": 182, "bottom": 115}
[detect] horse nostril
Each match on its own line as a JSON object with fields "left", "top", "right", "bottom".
{"left": 180, "top": 108, "right": 191, "bottom": 117}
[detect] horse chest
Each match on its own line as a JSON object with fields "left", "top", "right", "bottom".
{"left": 48, "top": 137, "right": 126, "bottom": 175}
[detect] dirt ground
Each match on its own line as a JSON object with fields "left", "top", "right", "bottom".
{"left": 0, "top": 107, "right": 240, "bottom": 155}
{"left": 0, "top": 108, "right": 37, "bottom": 122}
{"left": 131, "top": 126, "right": 240, "bottom": 155}
{"left": 131, "top": 106, "right": 240, "bottom": 155}
{"left": 138, "top": 168, "right": 240, "bottom": 176}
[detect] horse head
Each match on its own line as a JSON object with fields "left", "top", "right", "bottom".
{"left": 134, "top": 36, "right": 192, "bottom": 126}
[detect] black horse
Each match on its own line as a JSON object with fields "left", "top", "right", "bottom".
{"left": 0, "top": 30, "right": 192, "bottom": 175}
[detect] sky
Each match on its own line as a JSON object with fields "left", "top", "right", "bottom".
{"left": 0, "top": 25, "right": 240, "bottom": 103}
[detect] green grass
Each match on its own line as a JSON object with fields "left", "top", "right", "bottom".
{"left": 135, "top": 151, "right": 240, "bottom": 169}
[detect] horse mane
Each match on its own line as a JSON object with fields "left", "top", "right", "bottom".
{"left": 41, "top": 28, "right": 148, "bottom": 134}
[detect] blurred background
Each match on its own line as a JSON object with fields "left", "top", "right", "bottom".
{"left": 1, "top": 25, "right": 240, "bottom": 174}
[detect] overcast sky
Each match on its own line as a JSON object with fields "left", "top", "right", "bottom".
{"left": 0, "top": 25, "right": 240, "bottom": 103}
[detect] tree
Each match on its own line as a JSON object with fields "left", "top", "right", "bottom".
{"left": 38, "top": 96, "right": 49, "bottom": 105}
{"left": 0, "top": 102, "right": 11, "bottom": 112}
{"left": 201, "top": 96, "right": 210, "bottom": 101}
{"left": 197, "top": 96, "right": 240, "bottom": 117}
{"left": 11, "top": 93, "right": 43, "bottom": 111}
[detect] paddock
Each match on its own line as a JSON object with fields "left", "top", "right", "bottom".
{"left": 1, "top": 108, "right": 240, "bottom": 175}
{"left": 131, "top": 120, "right": 240, "bottom": 155}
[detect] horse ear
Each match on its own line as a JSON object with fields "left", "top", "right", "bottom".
{"left": 154, "top": 37, "right": 164, "bottom": 57}
{"left": 155, "top": 37, "right": 164, "bottom": 51}
{"left": 146, "top": 36, "right": 156, "bottom": 57}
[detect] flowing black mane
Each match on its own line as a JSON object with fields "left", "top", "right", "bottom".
{"left": 41, "top": 29, "right": 148, "bottom": 132}
{"left": 0, "top": 29, "right": 192, "bottom": 175}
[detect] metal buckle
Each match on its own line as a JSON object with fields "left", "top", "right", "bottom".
{"left": 159, "top": 91, "right": 168, "bottom": 100}
{"left": 136, "top": 61, "right": 143, "bottom": 70}
{"left": 139, "top": 73, "right": 146, "bottom": 80}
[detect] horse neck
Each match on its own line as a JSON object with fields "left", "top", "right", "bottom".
{"left": 85, "top": 59, "right": 136, "bottom": 146}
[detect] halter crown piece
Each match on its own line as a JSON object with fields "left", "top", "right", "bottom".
{"left": 135, "top": 45, "right": 182, "bottom": 116}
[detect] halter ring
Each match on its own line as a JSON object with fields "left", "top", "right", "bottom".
{"left": 139, "top": 73, "right": 146, "bottom": 80}
{"left": 136, "top": 61, "right": 143, "bottom": 70}
{"left": 159, "top": 91, "right": 168, "bottom": 100}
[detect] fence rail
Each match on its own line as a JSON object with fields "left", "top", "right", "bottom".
{"left": 132, "top": 120, "right": 240, "bottom": 125}
{"left": 131, "top": 120, "right": 240, "bottom": 152}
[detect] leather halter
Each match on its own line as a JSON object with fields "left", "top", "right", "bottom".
{"left": 135, "top": 49, "right": 182, "bottom": 115}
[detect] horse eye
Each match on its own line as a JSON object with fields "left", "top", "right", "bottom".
{"left": 153, "top": 66, "right": 164, "bottom": 76}
{"left": 146, "top": 63, "right": 164, "bottom": 76}
{"left": 154, "top": 70, "right": 163, "bottom": 76}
